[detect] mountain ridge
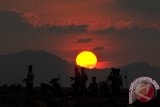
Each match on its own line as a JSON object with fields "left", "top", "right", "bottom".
{"left": 0, "top": 50, "right": 159, "bottom": 88}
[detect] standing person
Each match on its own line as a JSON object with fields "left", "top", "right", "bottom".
{"left": 111, "top": 68, "right": 123, "bottom": 96}
{"left": 80, "top": 67, "right": 88, "bottom": 95}
{"left": 99, "top": 81, "right": 110, "bottom": 97}
{"left": 25, "top": 65, "right": 34, "bottom": 95}
{"left": 115, "top": 68, "right": 123, "bottom": 96}
{"left": 88, "top": 76, "right": 98, "bottom": 96}
{"left": 107, "top": 68, "right": 114, "bottom": 95}
{"left": 71, "top": 66, "right": 81, "bottom": 96}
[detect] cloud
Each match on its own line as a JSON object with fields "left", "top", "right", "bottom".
{"left": 77, "top": 38, "right": 92, "bottom": 43}
{"left": 0, "top": 11, "right": 89, "bottom": 54}
{"left": 93, "top": 47, "right": 104, "bottom": 51}
{"left": 94, "top": 26, "right": 160, "bottom": 37}
{"left": 22, "top": 12, "right": 41, "bottom": 26}
{"left": 0, "top": 11, "right": 88, "bottom": 35}
{"left": 46, "top": 24, "right": 88, "bottom": 34}
{"left": 117, "top": 0, "right": 160, "bottom": 14}
{"left": 96, "top": 61, "right": 111, "bottom": 69}
{"left": 0, "top": 11, "right": 35, "bottom": 33}
{"left": 0, "top": 0, "right": 159, "bottom": 31}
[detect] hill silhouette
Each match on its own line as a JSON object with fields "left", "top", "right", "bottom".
{"left": 120, "top": 62, "right": 160, "bottom": 87}
{"left": 0, "top": 50, "right": 72, "bottom": 87}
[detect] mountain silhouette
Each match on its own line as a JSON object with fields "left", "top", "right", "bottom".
{"left": 120, "top": 62, "right": 160, "bottom": 87}
{"left": 0, "top": 50, "right": 72, "bottom": 87}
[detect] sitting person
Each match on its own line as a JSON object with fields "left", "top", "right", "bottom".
{"left": 41, "top": 78, "right": 62, "bottom": 97}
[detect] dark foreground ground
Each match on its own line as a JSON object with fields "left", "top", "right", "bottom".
{"left": 0, "top": 87, "right": 160, "bottom": 107}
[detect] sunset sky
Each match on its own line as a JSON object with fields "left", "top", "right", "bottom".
{"left": 0, "top": 0, "right": 160, "bottom": 68}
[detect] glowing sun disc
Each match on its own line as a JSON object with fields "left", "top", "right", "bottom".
{"left": 76, "top": 51, "right": 97, "bottom": 69}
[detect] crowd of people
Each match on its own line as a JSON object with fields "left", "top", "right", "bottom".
{"left": 23, "top": 65, "right": 123, "bottom": 97}
{"left": 71, "top": 66, "right": 123, "bottom": 97}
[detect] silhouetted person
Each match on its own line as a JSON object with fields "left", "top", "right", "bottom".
{"left": 88, "top": 76, "right": 98, "bottom": 96}
{"left": 80, "top": 67, "right": 88, "bottom": 95}
{"left": 71, "top": 66, "right": 81, "bottom": 96}
{"left": 115, "top": 68, "right": 123, "bottom": 95}
{"left": 99, "top": 81, "right": 110, "bottom": 97}
{"left": 107, "top": 69, "right": 114, "bottom": 95}
{"left": 50, "top": 78, "right": 62, "bottom": 97}
{"left": 41, "top": 78, "right": 62, "bottom": 97}
{"left": 111, "top": 68, "right": 123, "bottom": 96}
{"left": 24, "top": 65, "right": 34, "bottom": 95}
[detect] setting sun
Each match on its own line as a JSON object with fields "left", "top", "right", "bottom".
{"left": 76, "top": 51, "right": 97, "bottom": 69}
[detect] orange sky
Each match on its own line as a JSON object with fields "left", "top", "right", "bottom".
{"left": 0, "top": 0, "right": 160, "bottom": 68}
{"left": 1, "top": 0, "right": 159, "bottom": 29}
